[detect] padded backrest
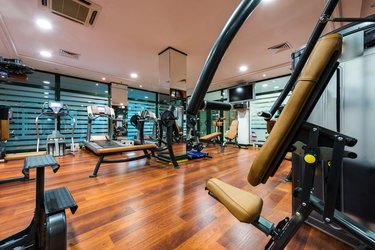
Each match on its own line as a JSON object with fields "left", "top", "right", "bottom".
{"left": 0, "top": 119, "right": 10, "bottom": 140}
{"left": 225, "top": 120, "right": 239, "bottom": 139}
{"left": 248, "top": 33, "right": 343, "bottom": 186}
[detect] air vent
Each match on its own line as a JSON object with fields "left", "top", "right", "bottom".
{"left": 59, "top": 49, "right": 80, "bottom": 59}
{"left": 268, "top": 42, "right": 292, "bottom": 54}
{"left": 40, "top": 0, "right": 101, "bottom": 26}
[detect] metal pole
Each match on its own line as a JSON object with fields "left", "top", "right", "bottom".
{"left": 187, "top": 0, "right": 262, "bottom": 115}
{"left": 264, "top": 0, "right": 339, "bottom": 119}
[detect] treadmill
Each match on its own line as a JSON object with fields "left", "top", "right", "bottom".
{"left": 84, "top": 105, "right": 157, "bottom": 177}
{"left": 84, "top": 105, "right": 125, "bottom": 151}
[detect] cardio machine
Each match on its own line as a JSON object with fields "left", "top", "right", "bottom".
{"left": 0, "top": 155, "right": 78, "bottom": 250}
{"left": 85, "top": 105, "right": 156, "bottom": 177}
{"left": 36, "top": 101, "right": 76, "bottom": 156}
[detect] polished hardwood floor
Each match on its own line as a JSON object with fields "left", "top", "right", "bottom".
{"left": 0, "top": 145, "right": 351, "bottom": 249}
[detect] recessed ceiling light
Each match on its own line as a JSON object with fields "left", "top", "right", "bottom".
{"left": 101, "top": 77, "right": 106, "bottom": 81}
{"left": 262, "top": 74, "right": 267, "bottom": 77}
{"left": 130, "top": 73, "right": 138, "bottom": 79}
{"left": 44, "top": 92, "right": 49, "bottom": 95}
{"left": 274, "top": 86, "right": 280, "bottom": 89}
{"left": 105, "top": 90, "right": 108, "bottom": 93}
{"left": 262, "top": 83, "right": 268, "bottom": 87}
{"left": 239, "top": 65, "right": 248, "bottom": 72}
{"left": 120, "top": 103, "right": 124, "bottom": 105}
{"left": 43, "top": 80, "right": 50, "bottom": 84}
{"left": 96, "top": 83, "right": 99, "bottom": 86}
{"left": 44, "top": 96, "right": 49, "bottom": 98}
{"left": 139, "top": 84, "right": 143, "bottom": 88}
{"left": 1, "top": 75, "right": 6, "bottom": 78}
{"left": 36, "top": 19, "right": 52, "bottom": 30}
{"left": 40, "top": 50, "right": 52, "bottom": 58}
{"left": 145, "top": 96, "right": 148, "bottom": 99}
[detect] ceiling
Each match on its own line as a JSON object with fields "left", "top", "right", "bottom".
{"left": 0, "top": 0, "right": 373, "bottom": 95}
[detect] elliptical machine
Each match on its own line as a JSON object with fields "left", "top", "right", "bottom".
{"left": 36, "top": 101, "right": 76, "bottom": 156}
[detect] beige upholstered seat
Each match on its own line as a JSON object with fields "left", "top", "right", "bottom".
{"left": 200, "top": 132, "right": 222, "bottom": 140}
{"left": 225, "top": 120, "right": 239, "bottom": 140}
{"left": 207, "top": 178, "right": 262, "bottom": 223}
{"left": 206, "top": 33, "right": 343, "bottom": 224}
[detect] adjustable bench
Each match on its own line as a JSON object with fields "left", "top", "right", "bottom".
{"left": 206, "top": 33, "right": 374, "bottom": 249}
{"left": 200, "top": 132, "right": 222, "bottom": 147}
{"left": 221, "top": 120, "right": 241, "bottom": 151}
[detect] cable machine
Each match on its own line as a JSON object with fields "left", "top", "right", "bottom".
{"left": 36, "top": 101, "right": 76, "bottom": 156}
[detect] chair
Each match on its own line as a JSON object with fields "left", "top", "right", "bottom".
{"left": 221, "top": 120, "right": 240, "bottom": 150}
{"left": 206, "top": 33, "right": 375, "bottom": 249}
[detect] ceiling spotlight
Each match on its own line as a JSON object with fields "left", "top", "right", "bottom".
{"left": 130, "top": 73, "right": 138, "bottom": 79}
{"left": 101, "top": 77, "right": 106, "bottom": 81}
{"left": 36, "top": 19, "right": 52, "bottom": 30}
{"left": 274, "top": 86, "right": 280, "bottom": 89}
{"left": 96, "top": 83, "right": 99, "bottom": 86}
{"left": 40, "top": 50, "right": 52, "bottom": 58}
{"left": 44, "top": 92, "right": 49, "bottom": 95}
{"left": 139, "top": 84, "right": 143, "bottom": 88}
{"left": 105, "top": 90, "right": 108, "bottom": 93}
{"left": 262, "top": 83, "right": 268, "bottom": 87}
{"left": 262, "top": 74, "right": 267, "bottom": 77}
{"left": 120, "top": 103, "right": 124, "bottom": 105}
{"left": 239, "top": 65, "right": 248, "bottom": 72}
{"left": 43, "top": 80, "right": 50, "bottom": 84}
{"left": 145, "top": 96, "right": 148, "bottom": 99}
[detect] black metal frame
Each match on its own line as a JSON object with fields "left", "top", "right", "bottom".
{"left": 187, "top": 0, "right": 375, "bottom": 248}
{"left": 0, "top": 170, "right": 31, "bottom": 184}
{"left": 156, "top": 109, "right": 183, "bottom": 168}
{"left": 0, "top": 155, "right": 77, "bottom": 250}
{"left": 89, "top": 149, "right": 155, "bottom": 178}
{"left": 265, "top": 122, "right": 374, "bottom": 249}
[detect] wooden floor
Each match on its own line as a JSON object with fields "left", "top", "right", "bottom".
{"left": 0, "top": 145, "right": 351, "bottom": 250}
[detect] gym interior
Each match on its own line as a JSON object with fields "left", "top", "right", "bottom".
{"left": 0, "top": 0, "right": 374, "bottom": 249}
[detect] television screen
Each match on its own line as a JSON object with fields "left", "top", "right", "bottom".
{"left": 228, "top": 84, "right": 254, "bottom": 103}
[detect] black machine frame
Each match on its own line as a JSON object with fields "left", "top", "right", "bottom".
{"left": 187, "top": 0, "right": 375, "bottom": 248}
{"left": 0, "top": 155, "right": 77, "bottom": 250}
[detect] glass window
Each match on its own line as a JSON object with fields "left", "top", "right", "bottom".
{"left": 128, "top": 88, "right": 156, "bottom": 102}
{"left": 0, "top": 71, "right": 56, "bottom": 152}
{"left": 158, "top": 93, "right": 170, "bottom": 116}
{"left": 251, "top": 75, "right": 290, "bottom": 145}
{"left": 60, "top": 76, "right": 109, "bottom": 146}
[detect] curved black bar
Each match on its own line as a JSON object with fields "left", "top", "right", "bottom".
{"left": 265, "top": 0, "right": 339, "bottom": 119}
{"left": 200, "top": 100, "right": 232, "bottom": 111}
{"left": 187, "top": 0, "right": 262, "bottom": 115}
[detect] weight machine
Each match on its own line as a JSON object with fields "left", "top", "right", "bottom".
{"left": 36, "top": 101, "right": 76, "bottom": 156}
{"left": 186, "top": 0, "right": 375, "bottom": 248}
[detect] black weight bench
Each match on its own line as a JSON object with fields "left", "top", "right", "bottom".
{"left": 0, "top": 155, "right": 77, "bottom": 250}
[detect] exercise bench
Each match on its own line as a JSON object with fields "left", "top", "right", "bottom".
{"left": 200, "top": 132, "right": 222, "bottom": 147}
